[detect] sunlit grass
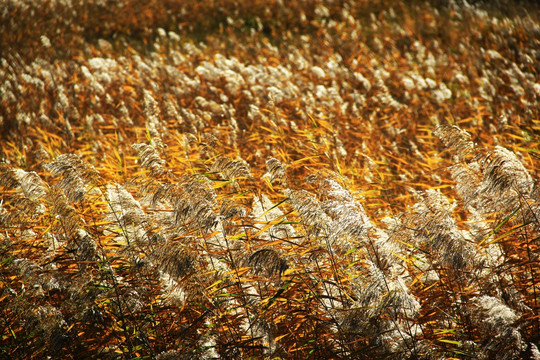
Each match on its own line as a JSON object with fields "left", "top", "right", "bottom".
{"left": 1, "top": 0, "right": 540, "bottom": 359}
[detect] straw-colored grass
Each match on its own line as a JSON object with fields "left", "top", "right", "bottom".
{"left": 1, "top": 1, "right": 540, "bottom": 358}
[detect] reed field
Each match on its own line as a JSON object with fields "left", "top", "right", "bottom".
{"left": 1, "top": 0, "right": 540, "bottom": 358}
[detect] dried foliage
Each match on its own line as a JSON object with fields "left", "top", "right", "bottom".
{"left": 1, "top": 0, "right": 540, "bottom": 359}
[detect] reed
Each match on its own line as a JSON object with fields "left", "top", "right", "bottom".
{"left": 1, "top": 0, "right": 539, "bottom": 358}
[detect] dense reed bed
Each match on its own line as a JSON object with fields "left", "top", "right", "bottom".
{"left": 1, "top": 0, "right": 540, "bottom": 358}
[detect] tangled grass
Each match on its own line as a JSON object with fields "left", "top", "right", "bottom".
{"left": 1, "top": 0, "right": 540, "bottom": 359}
